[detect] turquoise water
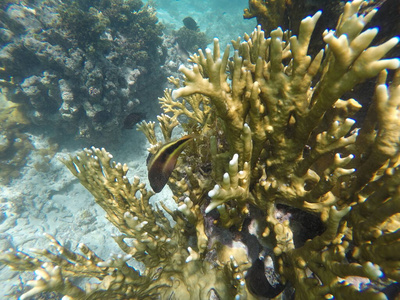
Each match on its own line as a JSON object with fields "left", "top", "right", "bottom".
{"left": 147, "top": 0, "right": 256, "bottom": 47}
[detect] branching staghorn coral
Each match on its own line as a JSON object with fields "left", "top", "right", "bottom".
{"left": 1, "top": 0, "right": 400, "bottom": 299}
{"left": 1, "top": 146, "right": 252, "bottom": 299}
{"left": 243, "top": 0, "right": 343, "bottom": 54}
{"left": 164, "top": 0, "right": 400, "bottom": 297}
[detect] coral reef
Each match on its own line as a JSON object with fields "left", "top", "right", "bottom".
{"left": 1, "top": 1, "right": 400, "bottom": 299}
{"left": 243, "top": 0, "right": 343, "bottom": 56}
{"left": 0, "top": 0, "right": 165, "bottom": 141}
{"left": 244, "top": 0, "right": 292, "bottom": 34}
{"left": 243, "top": 0, "right": 343, "bottom": 34}
{"left": 0, "top": 92, "right": 32, "bottom": 184}
{"left": 174, "top": 17, "right": 210, "bottom": 54}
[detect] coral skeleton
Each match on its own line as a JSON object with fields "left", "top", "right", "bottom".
{"left": 1, "top": 1, "right": 400, "bottom": 299}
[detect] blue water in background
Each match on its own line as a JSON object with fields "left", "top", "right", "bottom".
{"left": 145, "top": 0, "right": 257, "bottom": 50}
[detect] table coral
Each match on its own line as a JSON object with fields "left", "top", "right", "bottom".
{"left": 1, "top": 1, "right": 400, "bottom": 299}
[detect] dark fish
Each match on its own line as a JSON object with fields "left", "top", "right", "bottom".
{"left": 183, "top": 17, "right": 199, "bottom": 31}
{"left": 245, "top": 259, "right": 286, "bottom": 298}
{"left": 147, "top": 135, "right": 193, "bottom": 193}
{"left": 123, "top": 112, "right": 146, "bottom": 129}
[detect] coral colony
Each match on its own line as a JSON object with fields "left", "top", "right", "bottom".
{"left": 0, "top": 0, "right": 164, "bottom": 141}
{"left": 1, "top": 1, "right": 400, "bottom": 299}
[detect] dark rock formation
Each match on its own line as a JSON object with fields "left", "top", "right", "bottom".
{"left": 0, "top": 0, "right": 165, "bottom": 142}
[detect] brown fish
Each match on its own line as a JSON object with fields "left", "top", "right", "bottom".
{"left": 123, "top": 112, "right": 146, "bottom": 129}
{"left": 147, "top": 135, "right": 193, "bottom": 193}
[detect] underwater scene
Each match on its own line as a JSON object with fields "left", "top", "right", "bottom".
{"left": 0, "top": 0, "right": 400, "bottom": 299}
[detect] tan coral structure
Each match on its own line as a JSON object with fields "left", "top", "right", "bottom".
{"left": 243, "top": 0, "right": 290, "bottom": 34}
{"left": 1, "top": 0, "right": 400, "bottom": 299}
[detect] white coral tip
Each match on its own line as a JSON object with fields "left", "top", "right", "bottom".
{"left": 177, "top": 64, "right": 185, "bottom": 71}
{"left": 230, "top": 153, "right": 239, "bottom": 166}
{"left": 223, "top": 173, "right": 230, "bottom": 184}
{"left": 178, "top": 203, "right": 188, "bottom": 212}
{"left": 186, "top": 246, "right": 199, "bottom": 263}
{"left": 364, "top": 262, "right": 383, "bottom": 279}
{"left": 171, "top": 89, "right": 179, "bottom": 100}
{"left": 388, "top": 57, "right": 400, "bottom": 69}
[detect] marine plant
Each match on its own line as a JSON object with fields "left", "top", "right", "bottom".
{"left": 1, "top": 1, "right": 400, "bottom": 299}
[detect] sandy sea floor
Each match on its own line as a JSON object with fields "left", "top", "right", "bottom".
{"left": 0, "top": 126, "right": 174, "bottom": 298}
